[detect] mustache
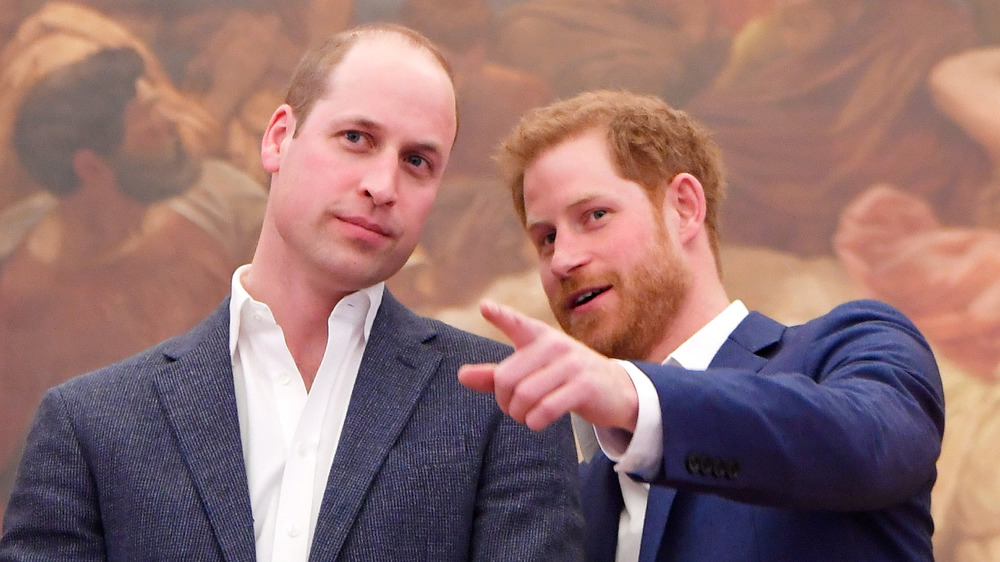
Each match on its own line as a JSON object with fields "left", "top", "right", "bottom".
{"left": 554, "top": 272, "right": 618, "bottom": 304}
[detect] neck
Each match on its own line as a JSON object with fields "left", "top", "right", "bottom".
{"left": 653, "top": 285, "right": 730, "bottom": 361}
{"left": 242, "top": 233, "right": 353, "bottom": 390}
{"left": 645, "top": 243, "right": 732, "bottom": 363}
{"left": 35, "top": 178, "right": 148, "bottom": 267}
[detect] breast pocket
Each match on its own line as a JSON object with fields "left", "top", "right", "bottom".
{"left": 366, "top": 435, "right": 482, "bottom": 556}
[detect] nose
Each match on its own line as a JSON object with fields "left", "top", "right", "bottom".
{"left": 548, "top": 233, "right": 588, "bottom": 279}
{"left": 361, "top": 154, "right": 399, "bottom": 207}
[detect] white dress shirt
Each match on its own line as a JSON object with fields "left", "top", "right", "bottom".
{"left": 228, "top": 264, "right": 383, "bottom": 562}
{"left": 595, "top": 300, "right": 750, "bottom": 562}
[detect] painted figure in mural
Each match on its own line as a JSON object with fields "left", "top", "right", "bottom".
{"left": 0, "top": 44, "right": 266, "bottom": 518}
{"left": 0, "top": 2, "right": 229, "bottom": 262}
{"left": 0, "top": 24, "right": 583, "bottom": 560}
{"left": 460, "top": 89, "right": 943, "bottom": 561}
{"left": 2, "top": 1, "right": 354, "bottom": 188}
{"left": 0, "top": 2, "right": 268, "bottom": 520}
{"left": 684, "top": 0, "right": 990, "bottom": 256}
{"left": 836, "top": 44, "right": 1000, "bottom": 562}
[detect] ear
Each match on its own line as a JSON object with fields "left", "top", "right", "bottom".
{"left": 663, "top": 172, "right": 706, "bottom": 246}
{"left": 72, "top": 149, "right": 113, "bottom": 186}
{"left": 260, "top": 104, "right": 296, "bottom": 174}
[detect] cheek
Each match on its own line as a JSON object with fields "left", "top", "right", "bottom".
{"left": 539, "top": 267, "right": 560, "bottom": 300}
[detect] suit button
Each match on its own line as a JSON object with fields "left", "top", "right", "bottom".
{"left": 726, "top": 460, "right": 740, "bottom": 480}
{"left": 711, "top": 458, "right": 727, "bottom": 479}
{"left": 685, "top": 453, "right": 702, "bottom": 475}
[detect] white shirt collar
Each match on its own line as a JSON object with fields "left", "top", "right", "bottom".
{"left": 228, "top": 264, "right": 384, "bottom": 356}
{"left": 668, "top": 300, "right": 750, "bottom": 370}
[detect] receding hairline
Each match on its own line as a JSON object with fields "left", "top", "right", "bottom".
{"left": 337, "top": 31, "right": 455, "bottom": 89}
{"left": 285, "top": 23, "right": 458, "bottom": 137}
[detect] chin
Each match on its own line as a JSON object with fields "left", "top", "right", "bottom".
{"left": 563, "top": 317, "right": 605, "bottom": 346}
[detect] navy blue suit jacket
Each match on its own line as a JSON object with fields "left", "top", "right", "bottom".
{"left": 0, "top": 292, "right": 584, "bottom": 561}
{"left": 581, "top": 300, "right": 943, "bottom": 561}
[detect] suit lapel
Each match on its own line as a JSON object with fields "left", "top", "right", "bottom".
{"left": 709, "top": 311, "right": 785, "bottom": 371}
{"left": 154, "top": 301, "right": 256, "bottom": 562}
{"left": 309, "top": 293, "right": 442, "bottom": 561}
{"left": 638, "top": 485, "right": 676, "bottom": 562}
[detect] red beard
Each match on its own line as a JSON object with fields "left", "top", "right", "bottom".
{"left": 551, "top": 232, "right": 691, "bottom": 360}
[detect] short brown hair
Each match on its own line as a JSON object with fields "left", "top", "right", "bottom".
{"left": 496, "top": 89, "right": 727, "bottom": 259}
{"left": 284, "top": 23, "right": 456, "bottom": 137}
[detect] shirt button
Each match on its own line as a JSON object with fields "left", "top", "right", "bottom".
{"left": 298, "top": 443, "right": 311, "bottom": 457}
{"left": 252, "top": 312, "right": 264, "bottom": 322}
{"left": 288, "top": 525, "right": 300, "bottom": 538}
{"left": 277, "top": 373, "right": 292, "bottom": 386}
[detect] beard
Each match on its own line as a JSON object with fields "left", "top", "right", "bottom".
{"left": 110, "top": 138, "right": 201, "bottom": 204}
{"left": 550, "top": 229, "right": 691, "bottom": 361}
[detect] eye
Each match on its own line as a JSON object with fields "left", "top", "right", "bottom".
{"left": 343, "top": 130, "right": 364, "bottom": 143}
{"left": 405, "top": 154, "right": 428, "bottom": 168}
{"left": 538, "top": 231, "right": 556, "bottom": 248}
{"left": 583, "top": 208, "right": 609, "bottom": 226}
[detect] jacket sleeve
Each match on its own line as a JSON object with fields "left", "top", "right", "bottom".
{"left": 0, "top": 387, "right": 108, "bottom": 561}
{"left": 637, "top": 300, "right": 944, "bottom": 511}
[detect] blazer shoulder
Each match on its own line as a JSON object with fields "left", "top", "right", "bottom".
{"left": 825, "top": 298, "right": 914, "bottom": 322}
{"left": 426, "top": 317, "right": 512, "bottom": 356}
{"left": 806, "top": 299, "right": 927, "bottom": 343}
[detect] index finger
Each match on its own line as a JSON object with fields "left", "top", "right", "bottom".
{"left": 478, "top": 299, "right": 548, "bottom": 349}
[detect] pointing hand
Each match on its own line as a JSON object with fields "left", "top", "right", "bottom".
{"left": 458, "top": 300, "right": 638, "bottom": 431}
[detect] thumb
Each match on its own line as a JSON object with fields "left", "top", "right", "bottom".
{"left": 478, "top": 299, "right": 547, "bottom": 348}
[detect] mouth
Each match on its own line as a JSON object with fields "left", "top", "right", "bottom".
{"left": 339, "top": 215, "right": 397, "bottom": 239}
{"left": 568, "top": 285, "right": 611, "bottom": 310}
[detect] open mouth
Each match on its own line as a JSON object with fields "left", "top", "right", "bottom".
{"left": 570, "top": 286, "right": 611, "bottom": 309}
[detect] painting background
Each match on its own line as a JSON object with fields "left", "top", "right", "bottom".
{"left": 1, "top": 1, "right": 999, "bottom": 559}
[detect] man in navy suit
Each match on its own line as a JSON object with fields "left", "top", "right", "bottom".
{"left": 460, "top": 90, "right": 943, "bottom": 561}
{"left": 0, "top": 24, "right": 583, "bottom": 561}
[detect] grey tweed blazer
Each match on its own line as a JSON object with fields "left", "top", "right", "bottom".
{"left": 0, "top": 292, "right": 584, "bottom": 561}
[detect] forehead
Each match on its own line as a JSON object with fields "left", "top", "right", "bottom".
{"left": 524, "top": 130, "right": 642, "bottom": 219}
{"left": 315, "top": 36, "right": 457, "bottom": 141}
{"left": 525, "top": 130, "right": 616, "bottom": 197}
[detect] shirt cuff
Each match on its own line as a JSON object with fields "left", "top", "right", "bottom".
{"left": 595, "top": 360, "right": 663, "bottom": 478}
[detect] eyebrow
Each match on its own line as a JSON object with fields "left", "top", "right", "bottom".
{"left": 342, "top": 116, "right": 381, "bottom": 136}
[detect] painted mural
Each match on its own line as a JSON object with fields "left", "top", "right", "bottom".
{"left": 1, "top": 1, "right": 998, "bottom": 558}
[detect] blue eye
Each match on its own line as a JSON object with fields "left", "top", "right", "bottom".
{"left": 592, "top": 209, "right": 607, "bottom": 219}
{"left": 405, "top": 154, "right": 427, "bottom": 168}
{"left": 344, "top": 130, "right": 363, "bottom": 143}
